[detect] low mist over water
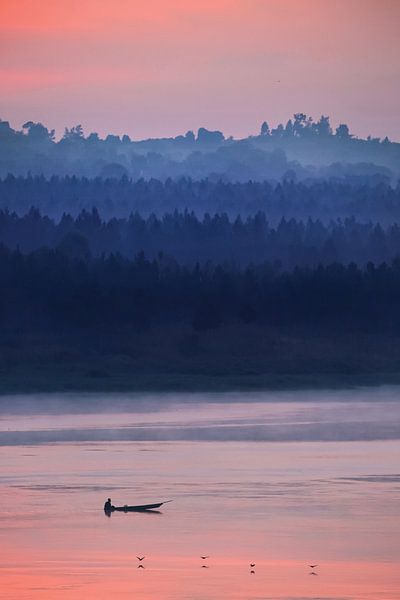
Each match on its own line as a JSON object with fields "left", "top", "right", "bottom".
{"left": 1, "top": 388, "right": 400, "bottom": 445}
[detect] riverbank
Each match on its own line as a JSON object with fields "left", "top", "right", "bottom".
{"left": 1, "top": 325, "right": 400, "bottom": 394}
{"left": 3, "top": 363, "right": 400, "bottom": 395}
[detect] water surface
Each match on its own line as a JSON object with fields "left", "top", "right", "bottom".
{"left": 0, "top": 388, "right": 399, "bottom": 599}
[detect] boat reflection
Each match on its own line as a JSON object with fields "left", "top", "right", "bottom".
{"left": 104, "top": 508, "right": 162, "bottom": 517}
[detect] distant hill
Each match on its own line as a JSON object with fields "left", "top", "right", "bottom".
{"left": 0, "top": 114, "right": 398, "bottom": 181}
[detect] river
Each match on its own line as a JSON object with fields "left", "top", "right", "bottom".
{"left": 0, "top": 387, "right": 399, "bottom": 599}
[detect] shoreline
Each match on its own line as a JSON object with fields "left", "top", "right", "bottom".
{"left": 1, "top": 367, "right": 400, "bottom": 396}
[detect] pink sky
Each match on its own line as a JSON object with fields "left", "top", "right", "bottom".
{"left": 1, "top": 0, "right": 399, "bottom": 140}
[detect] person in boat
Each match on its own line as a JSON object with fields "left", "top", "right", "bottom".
{"left": 104, "top": 498, "right": 113, "bottom": 512}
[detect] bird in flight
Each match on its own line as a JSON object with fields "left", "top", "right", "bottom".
{"left": 250, "top": 570, "right": 255, "bottom": 574}
{"left": 200, "top": 556, "right": 209, "bottom": 560}
{"left": 250, "top": 563, "right": 256, "bottom": 567}
{"left": 309, "top": 565, "right": 318, "bottom": 569}
{"left": 137, "top": 556, "right": 146, "bottom": 561}
{"left": 137, "top": 564, "right": 145, "bottom": 569}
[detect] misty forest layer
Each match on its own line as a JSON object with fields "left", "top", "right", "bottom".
{"left": 1, "top": 207, "right": 400, "bottom": 268}
{"left": 1, "top": 115, "right": 400, "bottom": 391}
{"left": 2, "top": 245, "right": 400, "bottom": 334}
{"left": 1, "top": 176, "right": 399, "bottom": 222}
{"left": 1, "top": 113, "right": 399, "bottom": 181}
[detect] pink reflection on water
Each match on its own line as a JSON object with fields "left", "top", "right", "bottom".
{"left": 1, "top": 558, "right": 399, "bottom": 599}
{"left": 0, "top": 396, "right": 400, "bottom": 599}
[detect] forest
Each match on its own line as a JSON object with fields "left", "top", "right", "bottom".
{"left": 1, "top": 207, "right": 399, "bottom": 268}
{"left": 1, "top": 116, "right": 400, "bottom": 391}
{"left": 2, "top": 243, "right": 400, "bottom": 392}
{"left": 2, "top": 245, "right": 400, "bottom": 334}
{"left": 1, "top": 113, "right": 399, "bottom": 180}
{"left": 1, "top": 175, "right": 398, "bottom": 221}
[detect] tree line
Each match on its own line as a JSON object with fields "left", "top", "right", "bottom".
{"left": 0, "top": 113, "right": 392, "bottom": 145}
{"left": 1, "top": 114, "right": 398, "bottom": 180}
{"left": 1, "top": 244, "right": 400, "bottom": 335}
{"left": 1, "top": 208, "right": 400, "bottom": 268}
{"left": 1, "top": 176, "right": 398, "bottom": 222}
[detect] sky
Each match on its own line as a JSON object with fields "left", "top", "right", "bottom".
{"left": 1, "top": 0, "right": 399, "bottom": 140}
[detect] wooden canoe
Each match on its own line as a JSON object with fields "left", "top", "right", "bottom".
{"left": 110, "top": 502, "right": 166, "bottom": 512}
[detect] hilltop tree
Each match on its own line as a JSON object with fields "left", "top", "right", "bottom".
{"left": 185, "top": 130, "right": 195, "bottom": 142}
{"left": 63, "top": 124, "right": 84, "bottom": 140}
{"left": 293, "top": 113, "right": 310, "bottom": 137}
{"left": 335, "top": 123, "right": 351, "bottom": 140}
{"left": 271, "top": 123, "right": 285, "bottom": 137}
{"left": 197, "top": 128, "right": 225, "bottom": 144}
{"left": 260, "top": 121, "right": 270, "bottom": 136}
{"left": 285, "top": 119, "right": 294, "bottom": 136}
{"left": 0, "top": 120, "right": 16, "bottom": 139}
{"left": 314, "top": 115, "right": 332, "bottom": 137}
{"left": 22, "top": 121, "right": 55, "bottom": 142}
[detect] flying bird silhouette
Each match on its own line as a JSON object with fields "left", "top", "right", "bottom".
{"left": 309, "top": 565, "right": 318, "bottom": 569}
{"left": 137, "top": 556, "right": 146, "bottom": 561}
{"left": 137, "top": 564, "right": 145, "bottom": 569}
{"left": 250, "top": 563, "right": 256, "bottom": 567}
{"left": 200, "top": 556, "right": 209, "bottom": 560}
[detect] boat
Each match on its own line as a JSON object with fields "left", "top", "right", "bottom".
{"left": 105, "top": 501, "right": 170, "bottom": 513}
{"left": 113, "top": 502, "right": 164, "bottom": 512}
